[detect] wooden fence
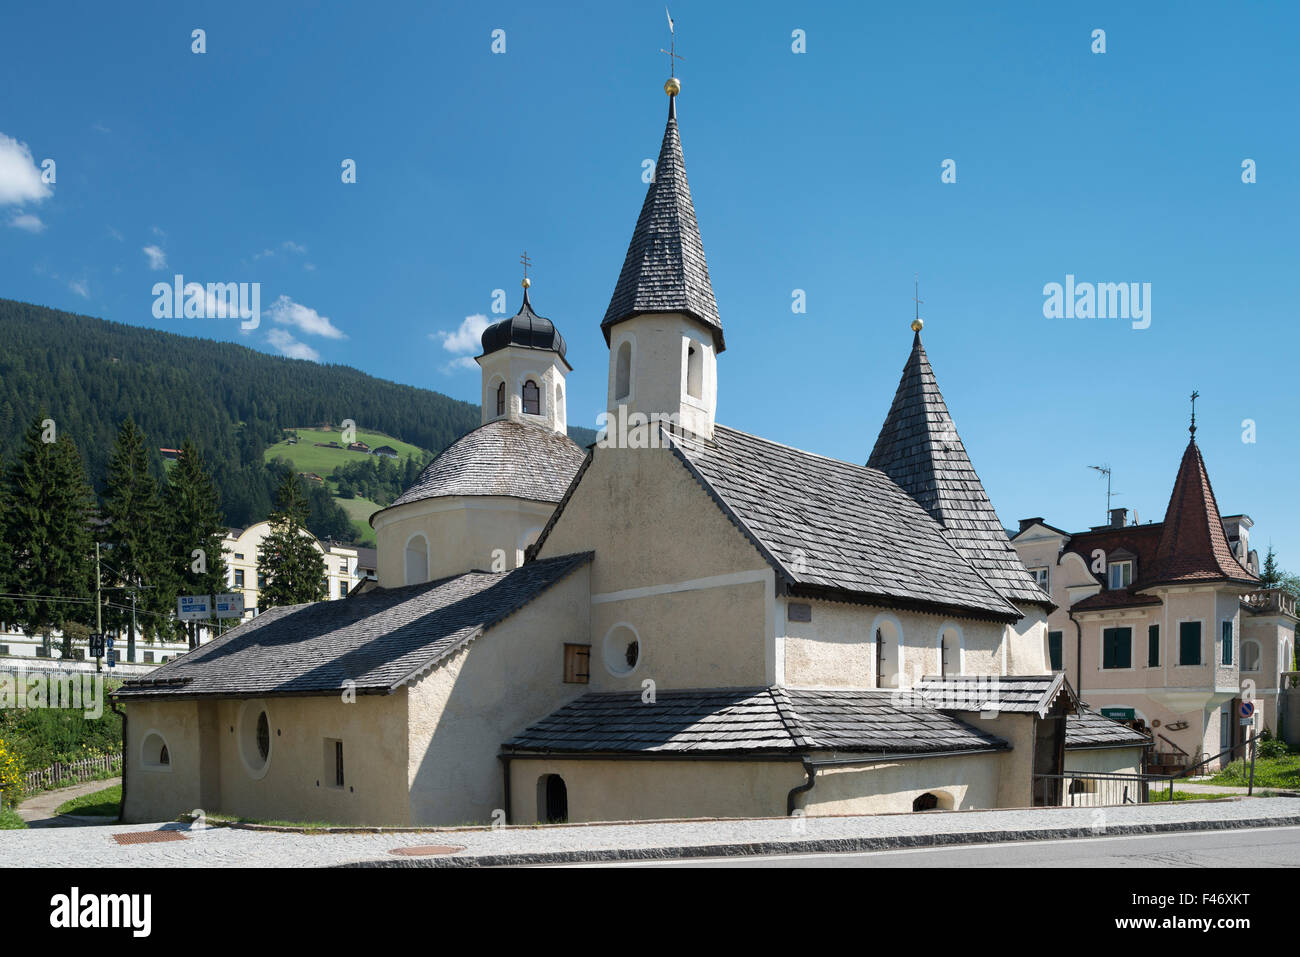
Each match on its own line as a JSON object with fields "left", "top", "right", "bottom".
{"left": 22, "top": 754, "right": 122, "bottom": 792}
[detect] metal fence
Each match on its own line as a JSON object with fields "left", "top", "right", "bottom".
{"left": 23, "top": 754, "right": 122, "bottom": 792}
{"left": 1034, "top": 771, "right": 1167, "bottom": 807}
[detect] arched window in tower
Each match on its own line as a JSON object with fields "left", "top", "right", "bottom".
{"left": 495, "top": 381, "right": 505, "bottom": 417}
{"left": 405, "top": 535, "right": 429, "bottom": 586}
{"left": 615, "top": 341, "right": 632, "bottom": 400}
{"left": 522, "top": 379, "right": 540, "bottom": 415}
{"left": 685, "top": 341, "right": 702, "bottom": 399}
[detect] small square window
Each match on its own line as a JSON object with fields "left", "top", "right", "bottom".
{"left": 1102, "top": 627, "right": 1132, "bottom": 669}
{"left": 1030, "top": 567, "right": 1050, "bottom": 592}
{"left": 234, "top": 552, "right": 245, "bottom": 560}
{"left": 564, "top": 643, "right": 590, "bottom": 684}
{"left": 1108, "top": 561, "right": 1133, "bottom": 589}
{"left": 234, "top": 569, "right": 245, "bottom": 588}
{"left": 787, "top": 602, "right": 812, "bottom": 623}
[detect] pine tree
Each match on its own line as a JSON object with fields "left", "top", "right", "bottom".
{"left": 2, "top": 415, "right": 96, "bottom": 650}
{"left": 1260, "top": 546, "right": 1281, "bottom": 588}
{"left": 257, "top": 472, "right": 327, "bottom": 609}
{"left": 166, "top": 439, "right": 228, "bottom": 648}
{"left": 102, "top": 418, "right": 169, "bottom": 655}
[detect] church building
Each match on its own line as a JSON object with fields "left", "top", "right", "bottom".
{"left": 114, "top": 77, "right": 1148, "bottom": 827}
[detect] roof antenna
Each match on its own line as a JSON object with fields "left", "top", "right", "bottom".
{"left": 1088, "top": 464, "right": 1120, "bottom": 524}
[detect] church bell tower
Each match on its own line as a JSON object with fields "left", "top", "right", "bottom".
{"left": 601, "top": 76, "right": 723, "bottom": 441}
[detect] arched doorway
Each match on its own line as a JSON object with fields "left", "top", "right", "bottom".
{"left": 538, "top": 774, "right": 568, "bottom": 823}
{"left": 912, "top": 792, "right": 939, "bottom": 812}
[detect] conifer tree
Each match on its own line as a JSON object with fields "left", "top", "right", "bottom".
{"left": 166, "top": 439, "right": 228, "bottom": 648}
{"left": 2, "top": 415, "right": 96, "bottom": 651}
{"left": 102, "top": 418, "right": 169, "bottom": 655}
{"left": 256, "top": 472, "right": 326, "bottom": 609}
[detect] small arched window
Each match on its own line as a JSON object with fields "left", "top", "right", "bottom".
{"left": 876, "top": 620, "right": 901, "bottom": 689}
{"left": 615, "top": 341, "right": 632, "bottom": 400}
{"left": 495, "top": 381, "right": 505, "bottom": 416}
{"left": 1241, "top": 639, "right": 1261, "bottom": 672}
{"left": 685, "top": 341, "right": 702, "bottom": 399}
{"left": 405, "top": 534, "right": 429, "bottom": 585}
{"left": 522, "top": 379, "right": 540, "bottom": 415}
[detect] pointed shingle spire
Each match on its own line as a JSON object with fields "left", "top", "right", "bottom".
{"left": 1146, "top": 436, "right": 1257, "bottom": 587}
{"left": 602, "top": 90, "right": 724, "bottom": 352}
{"left": 868, "top": 327, "right": 1051, "bottom": 607}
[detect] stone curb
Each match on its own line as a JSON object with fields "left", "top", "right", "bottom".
{"left": 340, "top": 813, "right": 1300, "bottom": 868}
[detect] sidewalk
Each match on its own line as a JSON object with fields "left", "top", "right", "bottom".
{"left": 0, "top": 794, "right": 1297, "bottom": 867}
{"left": 16, "top": 777, "right": 120, "bottom": 829}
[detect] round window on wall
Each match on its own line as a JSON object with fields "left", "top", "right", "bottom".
{"left": 238, "top": 701, "right": 273, "bottom": 778}
{"left": 603, "top": 623, "right": 641, "bottom": 677}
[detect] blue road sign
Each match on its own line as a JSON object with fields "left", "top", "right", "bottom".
{"left": 1239, "top": 700, "right": 1255, "bottom": 718}
{"left": 107, "top": 650, "right": 116, "bottom": 668}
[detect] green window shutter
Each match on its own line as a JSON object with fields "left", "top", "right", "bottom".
{"left": 1103, "top": 627, "right": 1132, "bottom": 669}
{"left": 1148, "top": 624, "right": 1160, "bottom": 667}
{"left": 1048, "top": 631, "right": 1063, "bottom": 671}
{"left": 1179, "top": 621, "right": 1202, "bottom": 665}
{"left": 1221, "top": 620, "right": 1233, "bottom": 665}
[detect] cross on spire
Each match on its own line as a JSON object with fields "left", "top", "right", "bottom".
{"left": 520, "top": 250, "right": 533, "bottom": 288}
{"left": 910, "top": 273, "right": 924, "bottom": 333}
{"left": 661, "top": 6, "right": 683, "bottom": 78}
{"left": 1190, "top": 389, "right": 1199, "bottom": 437}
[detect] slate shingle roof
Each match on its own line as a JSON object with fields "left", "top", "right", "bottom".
{"left": 918, "top": 673, "right": 1075, "bottom": 717}
{"left": 667, "top": 424, "right": 1022, "bottom": 621}
{"left": 114, "top": 552, "right": 592, "bottom": 700}
{"left": 1066, "top": 708, "right": 1152, "bottom": 749}
{"left": 378, "top": 419, "right": 586, "bottom": 516}
{"left": 601, "top": 97, "right": 723, "bottom": 352}
{"left": 503, "top": 687, "right": 1009, "bottom": 755}
{"left": 868, "top": 332, "right": 1051, "bottom": 608}
{"left": 1146, "top": 438, "right": 1257, "bottom": 588}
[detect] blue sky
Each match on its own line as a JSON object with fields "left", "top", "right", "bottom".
{"left": 2, "top": 1, "right": 1297, "bottom": 561}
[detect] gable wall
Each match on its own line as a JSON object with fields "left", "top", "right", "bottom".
{"left": 537, "top": 444, "right": 776, "bottom": 687}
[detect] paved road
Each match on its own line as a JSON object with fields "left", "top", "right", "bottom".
{"left": 578, "top": 825, "right": 1300, "bottom": 867}
{"left": 16, "top": 777, "right": 120, "bottom": 829}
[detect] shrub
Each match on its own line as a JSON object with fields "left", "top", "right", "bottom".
{"left": 0, "top": 737, "right": 24, "bottom": 809}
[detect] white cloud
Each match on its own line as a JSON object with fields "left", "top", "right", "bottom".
{"left": 303, "top": 262, "right": 316, "bottom": 272}
{"left": 150, "top": 225, "right": 165, "bottom": 237}
{"left": 252, "top": 248, "right": 275, "bottom": 260}
{"left": 281, "top": 240, "right": 306, "bottom": 254}
{"left": 0, "top": 134, "right": 51, "bottom": 206}
{"left": 142, "top": 244, "right": 167, "bottom": 270}
{"left": 107, "top": 226, "right": 123, "bottom": 241}
{"left": 267, "top": 328, "right": 320, "bottom": 361}
{"left": 433, "top": 313, "right": 490, "bottom": 356}
{"left": 10, "top": 212, "right": 45, "bottom": 232}
{"left": 267, "top": 295, "right": 345, "bottom": 339}
{"left": 68, "top": 279, "right": 89, "bottom": 297}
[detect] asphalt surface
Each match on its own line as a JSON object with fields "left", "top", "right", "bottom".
{"left": 571, "top": 825, "right": 1300, "bottom": 867}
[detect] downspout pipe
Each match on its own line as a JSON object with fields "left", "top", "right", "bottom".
{"left": 1068, "top": 608, "right": 1084, "bottom": 701}
{"left": 787, "top": 757, "right": 816, "bottom": 816}
{"left": 497, "top": 754, "right": 512, "bottom": 825}
{"left": 110, "top": 697, "right": 127, "bottom": 823}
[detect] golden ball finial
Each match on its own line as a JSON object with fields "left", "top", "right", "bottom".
{"left": 521, "top": 277, "right": 531, "bottom": 289}
{"left": 911, "top": 318, "right": 924, "bottom": 332}
{"left": 664, "top": 77, "right": 681, "bottom": 96}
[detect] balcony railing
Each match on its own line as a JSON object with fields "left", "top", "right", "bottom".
{"left": 1244, "top": 588, "right": 1298, "bottom": 619}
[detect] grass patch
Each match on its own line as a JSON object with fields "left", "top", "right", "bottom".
{"left": 1205, "top": 753, "right": 1300, "bottom": 790}
{"left": 337, "top": 495, "right": 380, "bottom": 546}
{"left": 196, "top": 812, "right": 340, "bottom": 831}
{"left": 1148, "top": 789, "right": 1226, "bottom": 803}
{"left": 0, "top": 807, "right": 26, "bottom": 829}
{"left": 264, "top": 427, "right": 427, "bottom": 476}
{"left": 55, "top": 783, "right": 121, "bottom": 818}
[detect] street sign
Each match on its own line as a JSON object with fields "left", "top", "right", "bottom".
{"left": 1239, "top": 700, "right": 1255, "bottom": 719}
{"left": 106, "top": 650, "right": 116, "bottom": 668}
{"left": 212, "top": 593, "right": 245, "bottom": 619}
{"left": 88, "top": 633, "right": 104, "bottom": 658}
{"left": 177, "top": 595, "right": 212, "bottom": 621}
{"left": 106, "top": 636, "right": 114, "bottom": 650}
